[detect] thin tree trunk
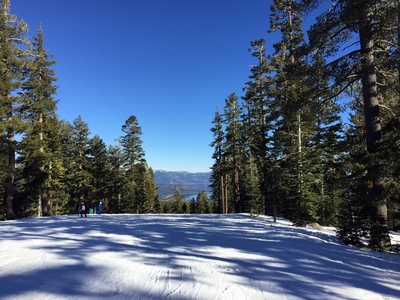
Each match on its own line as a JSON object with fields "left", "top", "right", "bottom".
{"left": 39, "top": 112, "right": 51, "bottom": 216}
{"left": 220, "top": 175, "right": 225, "bottom": 214}
{"left": 225, "top": 174, "right": 229, "bottom": 214}
{"left": 38, "top": 193, "right": 42, "bottom": 217}
{"left": 398, "top": 0, "right": 400, "bottom": 86}
{"left": 234, "top": 168, "right": 240, "bottom": 213}
{"left": 41, "top": 184, "right": 48, "bottom": 216}
{"left": 4, "top": 108, "right": 16, "bottom": 220}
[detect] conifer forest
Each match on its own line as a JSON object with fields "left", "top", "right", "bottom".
{"left": 1, "top": 0, "right": 400, "bottom": 252}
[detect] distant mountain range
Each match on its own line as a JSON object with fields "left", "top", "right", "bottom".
{"left": 154, "top": 170, "right": 211, "bottom": 199}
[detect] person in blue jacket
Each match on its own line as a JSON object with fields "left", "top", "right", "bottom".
{"left": 97, "top": 201, "right": 103, "bottom": 214}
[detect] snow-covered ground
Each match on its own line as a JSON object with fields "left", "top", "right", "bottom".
{"left": 0, "top": 214, "right": 399, "bottom": 300}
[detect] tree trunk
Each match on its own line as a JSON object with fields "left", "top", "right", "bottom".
{"left": 234, "top": 168, "right": 240, "bottom": 213}
{"left": 41, "top": 184, "right": 49, "bottom": 216}
{"left": 4, "top": 109, "right": 16, "bottom": 220}
{"left": 38, "top": 112, "right": 51, "bottom": 216}
{"left": 359, "top": 13, "right": 391, "bottom": 251}
{"left": 220, "top": 175, "right": 225, "bottom": 214}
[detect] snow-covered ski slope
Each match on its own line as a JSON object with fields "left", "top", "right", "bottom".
{"left": 0, "top": 214, "right": 399, "bottom": 300}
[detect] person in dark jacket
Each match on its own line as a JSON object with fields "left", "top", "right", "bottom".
{"left": 79, "top": 202, "right": 87, "bottom": 217}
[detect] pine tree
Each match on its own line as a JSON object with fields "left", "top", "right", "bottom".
{"left": 286, "top": 50, "right": 346, "bottom": 226}
{"left": 337, "top": 94, "right": 372, "bottom": 246}
{"left": 60, "top": 117, "right": 93, "bottom": 213}
{"left": 306, "top": 0, "right": 395, "bottom": 250}
{"left": 120, "top": 115, "right": 145, "bottom": 182}
{"left": 209, "top": 107, "right": 226, "bottom": 213}
{"left": 268, "top": 0, "right": 315, "bottom": 225}
{"left": 145, "top": 167, "right": 159, "bottom": 213}
{"left": 242, "top": 38, "right": 275, "bottom": 216}
{"left": 105, "top": 145, "right": 127, "bottom": 213}
{"left": 88, "top": 135, "right": 108, "bottom": 210}
{"left": 59, "top": 120, "right": 75, "bottom": 213}
{"left": 196, "top": 190, "right": 212, "bottom": 213}
{"left": 72, "top": 116, "right": 93, "bottom": 206}
{"left": 132, "top": 161, "right": 156, "bottom": 213}
{"left": 119, "top": 115, "right": 154, "bottom": 213}
{"left": 171, "top": 185, "right": 185, "bottom": 213}
{"left": 0, "top": 0, "right": 29, "bottom": 219}
{"left": 19, "top": 27, "right": 59, "bottom": 217}
{"left": 223, "top": 93, "right": 244, "bottom": 213}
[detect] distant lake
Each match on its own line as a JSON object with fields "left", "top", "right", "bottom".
{"left": 186, "top": 193, "right": 212, "bottom": 200}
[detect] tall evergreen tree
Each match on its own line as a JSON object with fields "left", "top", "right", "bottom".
{"left": 71, "top": 116, "right": 93, "bottom": 205}
{"left": 268, "top": 0, "right": 316, "bottom": 224}
{"left": 119, "top": 115, "right": 155, "bottom": 213}
{"left": 19, "top": 27, "right": 59, "bottom": 217}
{"left": 60, "top": 117, "right": 92, "bottom": 213}
{"left": 337, "top": 93, "right": 372, "bottom": 246}
{"left": 120, "top": 115, "right": 145, "bottom": 184}
{"left": 0, "top": 0, "right": 29, "bottom": 219}
{"left": 105, "top": 145, "right": 128, "bottom": 213}
{"left": 210, "top": 107, "right": 226, "bottom": 214}
{"left": 242, "top": 39, "right": 271, "bottom": 216}
{"left": 88, "top": 135, "right": 108, "bottom": 209}
{"left": 223, "top": 93, "right": 244, "bottom": 213}
{"left": 59, "top": 120, "right": 75, "bottom": 213}
{"left": 306, "top": 0, "right": 395, "bottom": 250}
{"left": 304, "top": 53, "right": 345, "bottom": 225}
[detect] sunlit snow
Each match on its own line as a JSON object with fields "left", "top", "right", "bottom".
{"left": 0, "top": 214, "right": 399, "bottom": 300}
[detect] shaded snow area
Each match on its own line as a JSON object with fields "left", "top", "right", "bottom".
{"left": 0, "top": 214, "right": 399, "bottom": 300}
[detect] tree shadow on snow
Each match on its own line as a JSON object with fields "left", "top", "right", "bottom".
{"left": 0, "top": 214, "right": 399, "bottom": 299}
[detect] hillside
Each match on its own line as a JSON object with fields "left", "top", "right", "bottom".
{"left": 1, "top": 214, "right": 399, "bottom": 299}
{"left": 154, "top": 170, "right": 211, "bottom": 199}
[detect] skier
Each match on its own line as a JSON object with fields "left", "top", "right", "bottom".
{"left": 97, "top": 202, "right": 103, "bottom": 214}
{"left": 79, "top": 202, "right": 87, "bottom": 218}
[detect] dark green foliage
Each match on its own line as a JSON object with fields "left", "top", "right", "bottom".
{"left": 118, "top": 115, "right": 157, "bottom": 214}
{"left": 88, "top": 135, "right": 109, "bottom": 211}
{"left": 223, "top": 93, "right": 243, "bottom": 213}
{"left": 171, "top": 186, "right": 185, "bottom": 213}
{"left": 0, "top": 0, "right": 29, "bottom": 219}
{"left": 195, "top": 190, "right": 212, "bottom": 214}
{"left": 266, "top": 0, "right": 323, "bottom": 225}
{"left": 206, "top": 1, "right": 399, "bottom": 253}
{"left": 209, "top": 108, "right": 225, "bottom": 214}
{"left": 104, "top": 145, "right": 128, "bottom": 214}
{"left": 305, "top": 0, "right": 397, "bottom": 251}
{"left": 19, "top": 27, "right": 59, "bottom": 217}
{"left": 337, "top": 106, "right": 372, "bottom": 246}
{"left": 59, "top": 117, "right": 93, "bottom": 213}
{"left": 242, "top": 39, "right": 273, "bottom": 216}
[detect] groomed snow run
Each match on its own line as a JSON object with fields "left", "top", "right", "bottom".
{"left": 0, "top": 214, "right": 399, "bottom": 300}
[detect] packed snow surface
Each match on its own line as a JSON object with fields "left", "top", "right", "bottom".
{"left": 0, "top": 214, "right": 399, "bottom": 300}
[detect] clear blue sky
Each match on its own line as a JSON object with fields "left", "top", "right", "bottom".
{"left": 11, "top": 0, "right": 273, "bottom": 172}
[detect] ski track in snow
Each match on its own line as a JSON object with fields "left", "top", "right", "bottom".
{"left": 0, "top": 214, "right": 399, "bottom": 300}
